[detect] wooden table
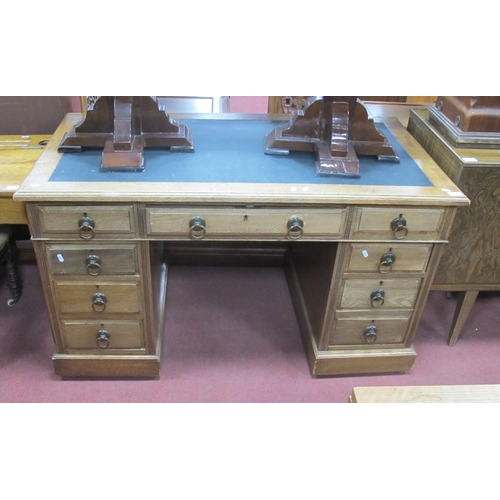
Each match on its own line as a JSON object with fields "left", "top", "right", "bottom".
{"left": 14, "top": 113, "right": 468, "bottom": 378}
{"left": 350, "top": 384, "right": 500, "bottom": 402}
{"left": 0, "top": 135, "right": 50, "bottom": 224}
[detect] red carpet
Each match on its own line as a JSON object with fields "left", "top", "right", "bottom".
{"left": 1, "top": 259, "right": 499, "bottom": 402}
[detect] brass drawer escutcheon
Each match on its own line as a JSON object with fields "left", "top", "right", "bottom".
{"left": 78, "top": 214, "right": 95, "bottom": 240}
{"left": 189, "top": 216, "right": 206, "bottom": 239}
{"left": 390, "top": 216, "right": 408, "bottom": 240}
{"left": 92, "top": 292, "right": 107, "bottom": 312}
{"left": 379, "top": 252, "right": 396, "bottom": 273}
{"left": 364, "top": 325, "right": 378, "bottom": 343}
{"left": 96, "top": 329, "right": 110, "bottom": 348}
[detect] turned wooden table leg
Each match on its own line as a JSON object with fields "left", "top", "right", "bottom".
{"left": 6, "top": 238, "right": 22, "bottom": 305}
{"left": 448, "top": 291, "right": 480, "bottom": 346}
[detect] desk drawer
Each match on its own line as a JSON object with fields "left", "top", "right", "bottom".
{"left": 340, "top": 278, "right": 421, "bottom": 310}
{"left": 46, "top": 244, "right": 139, "bottom": 276}
{"left": 54, "top": 281, "right": 142, "bottom": 315}
{"left": 347, "top": 243, "right": 432, "bottom": 274}
{"left": 351, "top": 207, "right": 446, "bottom": 240}
{"left": 330, "top": 313, "right": 411, "bottom": 347}
{"left": 32, "top": 204, "right": 138, "bottom": 239}
{"left": 61, "top": 320, "right": 145, "bottom": 351}
{"left": 145, "top": 206, "right": 347, "bottom": 240}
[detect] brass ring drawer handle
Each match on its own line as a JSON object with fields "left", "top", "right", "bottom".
{"left": 79, "top": 214, "right": 95, "bottom": 240}
{"left": 96, "top": 329, "right": 110, "bottom": 348}
{"left": 86, "top": 254, "right": 102, "bottom": 276}
{"left": 287, "top": 216, "right": 304, "bottom": 240}
{"left": 364, "top": 325, "right": 378, "bottom": 343}
{"left": 370, "top": 289, "right": 385, "bottom": 308}
{"left": 391, "top": 216, "right": 408, "bottom": 240}
{"left": 379, "top": 252, "right": 396, "bottom": 273}
{"left": 189, "top": 216, "right": 206, "bottom": 239}
{"left": 92, "top": 292, "right": 107, "bottom": 312}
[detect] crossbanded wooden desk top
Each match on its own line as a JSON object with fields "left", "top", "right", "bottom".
{"left": 14, "top": 113, "right": 468, "bottom": 210}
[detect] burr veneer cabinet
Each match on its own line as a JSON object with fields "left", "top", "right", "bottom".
{"left": 408, "top": 108, "right": 500, "bottom": 345}
{"left": 15, "top": 113, "right": 468, "bottom": 378}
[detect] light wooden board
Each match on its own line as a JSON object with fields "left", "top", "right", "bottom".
{"left": 350, "top": 385, "right": 500, "bottom": 403}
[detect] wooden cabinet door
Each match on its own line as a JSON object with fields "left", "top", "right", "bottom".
{"left": 0, "top": 96, "right": 73, "bottom": 134}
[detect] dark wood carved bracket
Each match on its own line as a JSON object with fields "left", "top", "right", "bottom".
{"left": 58, "top": 96, "right": 194, "bottom": 172}
{"left": 265, "top": 96, "right": 399, "bottom": 178}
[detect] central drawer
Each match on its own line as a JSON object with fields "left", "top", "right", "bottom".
{"left": 145, "top": 206, "right": 347, "bottom": 239}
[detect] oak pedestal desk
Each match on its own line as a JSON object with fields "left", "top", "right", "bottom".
{"left": 14, "top": 113, "right": 468, "bottom": 378}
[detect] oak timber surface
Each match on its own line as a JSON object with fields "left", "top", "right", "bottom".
{"left": 0, "top": 135, "right": 50, "bottom": 223}
{"left": 364, "top": 102, "right": 431, "bottom": 127}
{"left": 14, "top": 113, "right": 468, "bottom": 208}
{"left": 350, "top": 384, "right": 500, "bottom": 403}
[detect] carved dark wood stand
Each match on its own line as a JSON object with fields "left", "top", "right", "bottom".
{"left": 265, "top": 96, "right": 399, "bottom": 178}
{"left": 58, "top": 96, "right": 194, "bottom": 172}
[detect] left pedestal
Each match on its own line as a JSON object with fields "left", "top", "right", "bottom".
{"left": 28, "top": 203, "right": 165, "bottom": 378}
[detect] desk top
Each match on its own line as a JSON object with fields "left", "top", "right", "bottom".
{"left": 15, "top": 113, "right": 468, "bottom": 208}
{"left": 49, "top": 121, "right": 431, "bottom": 187}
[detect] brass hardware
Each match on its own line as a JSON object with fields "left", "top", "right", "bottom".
{"left": 281, "top": 96, "right": 307, "bottom": 113}
{"left": 79, "top": 214, "right": 95, "bottom": 239}
{"left": 189, "top": 216, "right": 206, "bottom": 239}
{"left": 92, "top": 292, "right": 107, "bottom": 312}
{"left": 379, "top": 252, "right": 396, "bottom": 273}
{"left": 364, "top": 325, "right": 378, "bottom": 343}
{"left": 86, "top": 254, "right": 101, "bottom": 276}
{"left": 370, "top": 289, "right": 385, "bottom": 308}
{"left": 454, "top": 115, "right": 461, "bottom": 127}
{"left": 436, "top": 100, "right": 443, "bottom": 111}
{"left": 391, "top": 216, "right": 408, "bottom": 239}
{"left": 287, "top": 216, "right": 304, "bottom": 239}
{"left": 96, "top": 329, "right": 110, "bottom": 348}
